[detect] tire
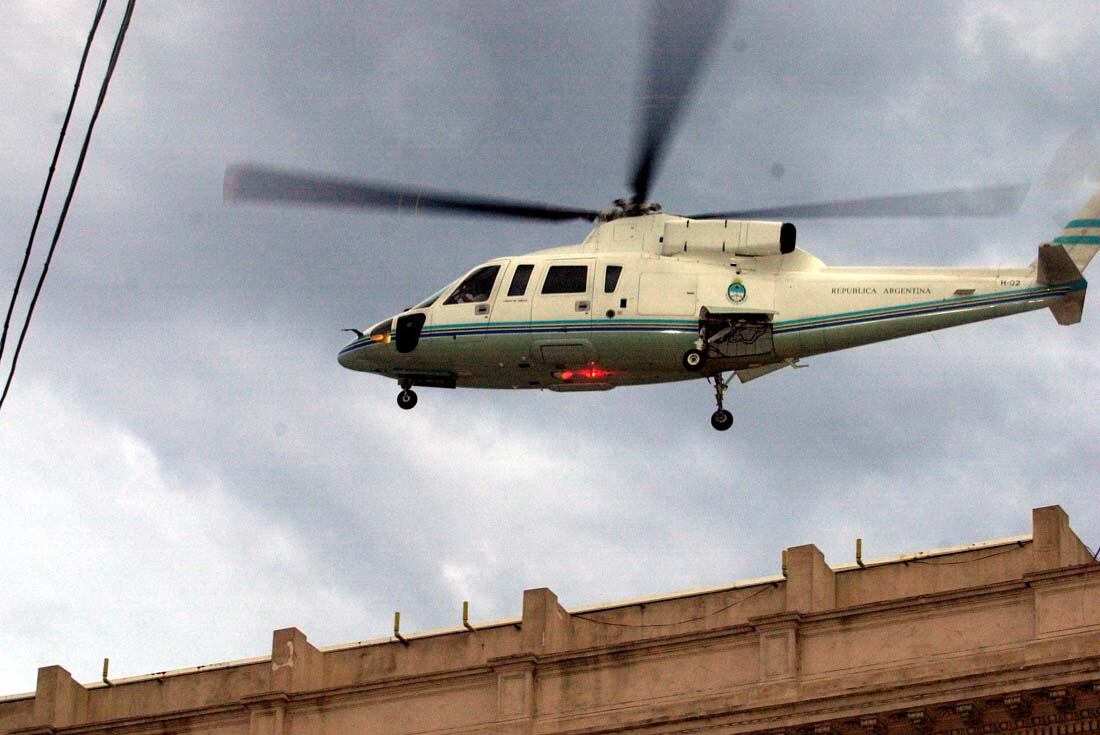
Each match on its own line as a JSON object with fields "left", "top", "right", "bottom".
{"left": 682, "top": 349, "right": 706, "bottom": 372}
{"left": 710, "top": 409, "right": 733, "bottom": 431}
{"left": 397, "top": 389, "right": 418, "bottom": 410}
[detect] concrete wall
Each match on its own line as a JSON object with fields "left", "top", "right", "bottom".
{"left": 4, "top": 505, "right": 1098, "bottom": 735}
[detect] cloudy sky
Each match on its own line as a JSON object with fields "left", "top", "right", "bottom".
{"left": 3, "top": 1, "right": 1099, "bottom": 695}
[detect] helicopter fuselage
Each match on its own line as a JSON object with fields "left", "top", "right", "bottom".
{"left": 337, "top": 213, "right": 1085, "bottom": 393}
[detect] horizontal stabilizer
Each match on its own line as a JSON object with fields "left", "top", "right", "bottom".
{"left": 736, "top": 359, "right": 799, "bottom": 384}
{"left": 1049, "top": 291, "right": 1085, "bottom": 325}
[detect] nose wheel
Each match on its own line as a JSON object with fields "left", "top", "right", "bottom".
{"left": 397, "top": 380, "right": 418, "bottom": 410}
{"left": 708, "top": 373, "right": 733, "bottom": 431}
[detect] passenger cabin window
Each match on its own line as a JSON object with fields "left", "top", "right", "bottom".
{"left": 507, "top": 264, "right": 534, "bottom": 296}
{"left": 443, "top": 265, "right": 500, "bottom": 304}
{"left": 541, "top": 265, "right": 588, "bottom": 294}
{"left": 604, "top": 265, "right": 623, "bottom": 293}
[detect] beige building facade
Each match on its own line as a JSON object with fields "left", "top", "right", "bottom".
{"left": 3, "top": 505, "right": 1098, "bottom": 735}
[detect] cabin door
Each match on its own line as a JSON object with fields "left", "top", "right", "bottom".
{"left": 530, "top": 258, "right": 596, "bottom": 365}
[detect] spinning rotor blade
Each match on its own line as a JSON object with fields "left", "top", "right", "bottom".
{"left": 629, "top": 0, "right": 731, "bottom": 204}
{"left": 224, "top": 164, "right": 600, "bottom": 222}
{"left": 1043, "top": 128, "right": 1100, "bottom": 193}
{"left": 691, "top": 184, "right": 1029, "bottom": 219}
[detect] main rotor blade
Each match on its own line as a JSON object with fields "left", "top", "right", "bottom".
{"left": 1043, "top": 128, "right": 1100, "bottom": 193}
{"left": 224, "top": 164, "right": 600, "bottom": 222}
{"left": 629, "top": 0, "right": 731, "bottom": 204}
{"left": 691, "top": 184, "right": 1029, "bottom": 219}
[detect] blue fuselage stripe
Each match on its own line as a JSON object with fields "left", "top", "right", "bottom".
{"left": 773, "top": 285, "right": 1076, "bottom": 333}
{"left": 339, "top": 283, "right": 1083, "bottom": 354}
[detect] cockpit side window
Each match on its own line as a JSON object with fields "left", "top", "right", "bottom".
{"left": 507, "top": 264, "right": 534, "bottom": 296}
{"left": 443, "top": 265, "right": 501, "bottom": 305}
{"left": 604, "top": 265, "right": 623, "bottom": 293}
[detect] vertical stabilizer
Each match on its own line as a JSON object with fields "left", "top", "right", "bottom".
{"left": 1053, "top": 193, "right": 1100, "bottom": 272}
{"left": 1036, "top": 193, "right": 1100, "bottom": 325}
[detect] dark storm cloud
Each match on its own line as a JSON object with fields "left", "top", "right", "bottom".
{"left": 2, "top": 0, "right": 1099, "bottom": 694}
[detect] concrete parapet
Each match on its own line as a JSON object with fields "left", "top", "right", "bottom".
{"left": 521, "top": 587, "right": 571, "bottom": 655}
{"left": 268, "top": 627, "right": 323, "bottom": 695}
{"left": 1032, "top": 504, "right": 1095, "bottom": 571}
{"left": 29, "top": 666, "right": 87, "bottom": 732}
{"left": 784, "top": 543, "right": 836, "bottom": 613}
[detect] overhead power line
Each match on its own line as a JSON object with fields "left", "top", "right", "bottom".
{"left": 0, "top": 0, "right": 137, "bottom": 415}
{"left": 0, "top": 0, "right": 107, "bottom": 369}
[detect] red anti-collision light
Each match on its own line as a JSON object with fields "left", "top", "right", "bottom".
{"left": 557, "top": 365, "right": 610, "bottom": 382}
{"left": 577, "top": 366, "right": 610, "bottom": 379}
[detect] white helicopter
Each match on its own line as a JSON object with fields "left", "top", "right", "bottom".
{"left": 225, "top": 2, "right": 1097, "bottom": 431}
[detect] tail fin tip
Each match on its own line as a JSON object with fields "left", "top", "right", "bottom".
{"left": 1053, "top": 192, "right": 1100, "bottom": 272}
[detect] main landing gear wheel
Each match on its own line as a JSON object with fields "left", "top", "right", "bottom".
{"left": 682, "top": 348, "right": 706, "bottom": 371}
{"left": 708, "top": 373, "right": 733, "bottom": 431}
{"left": 397, "top": 389, "right": 418, "bottom": 410}
{"left": 711, "top": 409, "right": 733, "bottom": 431}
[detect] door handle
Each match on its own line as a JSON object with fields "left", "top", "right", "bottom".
{"left": 475, "top": 303, "right": 490, "bottom": 315}
{"left": 575, "top": 300, "right": 590, "bottom": 312}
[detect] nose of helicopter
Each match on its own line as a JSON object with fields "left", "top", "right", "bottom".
{"left": 337, "top": 342, "right": 360, "bottom": 369}
{"left": 338, "top": 317, "right": 395, "bottom": 371}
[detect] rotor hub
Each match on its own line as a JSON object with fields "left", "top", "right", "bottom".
{"left": 599, "top": 199, "right": 663, "bottom": 222}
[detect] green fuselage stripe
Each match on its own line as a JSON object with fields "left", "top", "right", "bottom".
{"left": 1053, "top": 235, "right": 1100, "bottom": 245}
{"left": 1065, "top": 219, "right": 1100, "bottom": 229}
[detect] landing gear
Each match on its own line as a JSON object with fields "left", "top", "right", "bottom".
{"left": 682, "top": 348, "right": 706, "bottom": 371}
{"left": 711, "top": 409, "right": 733, "bottom": 431}
{"left": 708, "top": 373, "right": 733, "bottom": 431}
{"left": 397, "top": 380, "right": 418, "bottom": 410}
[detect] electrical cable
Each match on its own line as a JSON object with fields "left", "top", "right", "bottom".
{"left": 906, "top": 544, "right": 1023, "bottom": 565}
{"left": 0, "top": 0, "right": 107, "bottom": 367}
{"left": 572, "top": 582, "right": 776, "bottom": 628}
{"left": 0, "top": 0, "right": 136, "bottom": 415}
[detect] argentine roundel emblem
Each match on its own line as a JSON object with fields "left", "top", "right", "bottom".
{"left": 727, "top": 280, "right": 747, "bottom": 303}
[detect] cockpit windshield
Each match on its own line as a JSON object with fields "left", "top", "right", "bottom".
{"left": 410, "top": 287, "right": 446, "bottom": 311}
{"left": 405, "top": 263, "right": 502, "bottom": 311}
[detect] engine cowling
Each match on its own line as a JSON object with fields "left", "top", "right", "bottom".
{"left": 662, "top": 219, "right": 796, "bottom": 257}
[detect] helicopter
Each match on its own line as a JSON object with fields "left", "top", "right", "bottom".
{"left": 224, "top": 2, "right": 1098, "bottom": 431}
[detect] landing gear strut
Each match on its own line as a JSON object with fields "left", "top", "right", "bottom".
{"left": 708, "top": 373, "right": 733, "bottom": 431}
{"left": 397, "top": 379, "right": 418, "bottom": 410}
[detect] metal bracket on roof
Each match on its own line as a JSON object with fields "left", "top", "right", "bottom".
{"left": 394, "top": 612, "right": 408, "bottom": 646}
